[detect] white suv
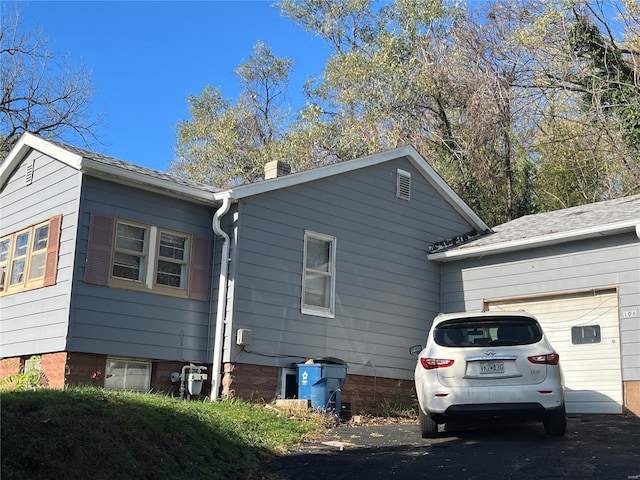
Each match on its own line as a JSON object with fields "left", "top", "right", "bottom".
{"left": 411, "top": 311, "right": 566, "bottom": 437}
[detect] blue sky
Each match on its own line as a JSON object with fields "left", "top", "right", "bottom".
{"left": 18, "top": 1, "right": 332, "bottom": 171}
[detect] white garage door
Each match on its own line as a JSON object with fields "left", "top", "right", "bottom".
{"left": 487, "top": 289, "right": 623, "bottom": 414}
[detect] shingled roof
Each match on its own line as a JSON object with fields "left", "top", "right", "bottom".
{"left": 1, "top": 133, "right": 219, "bottom": 204}
{"left": 45, "top": 138, "right": 221, "bottom": 194}
{"left": 428, "top": 194, "right": 640, "bottom": 261}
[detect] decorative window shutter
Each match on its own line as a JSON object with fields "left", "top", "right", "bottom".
{"left": 188, "top": 235, "right": 211, "bottom": 301}
{"left": 85, "top": 213, "right": 114, "bottom": 285}
{"left": 43, "top": 214, "right": 62, "bottom": 287}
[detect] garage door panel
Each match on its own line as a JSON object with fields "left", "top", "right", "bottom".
{"left": 488, "top": 290, "right": 622, "bottom": 414}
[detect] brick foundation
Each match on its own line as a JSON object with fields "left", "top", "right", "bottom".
{"left": 0, "top": 352, "right": 206, "bottom": 397}
{"left": 41, "top": 352, "right": 69, "bottom": 388}
{"left": 222, "top": 363, "right": 281, "bottom": 401}
{"left": 341, "top": 374, "right": 416, "bottom": 413}
{"left": 221, "top": 362, "right": 416, "bottom": 413}
{"left": 624, "top": 380, "right": 640, "bottom": 418}
{"left": 152, "top": 360, "right": 203, "bottom": 396}
{"left": 65, "top": 352, "right": 106, "bottom": 387}
{"left": 0, "top": 357, "right": 22, "bottom": 385}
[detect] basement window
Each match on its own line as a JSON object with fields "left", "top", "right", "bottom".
{"left": 396, "top": 169, "right": 411, "bottom": 201}
{"left": 104, "top": 358, "right": 151, "bottom": 392}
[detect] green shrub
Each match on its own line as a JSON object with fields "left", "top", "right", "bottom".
{"left": 0, "top": 356, "right": 46, "bottom": 391}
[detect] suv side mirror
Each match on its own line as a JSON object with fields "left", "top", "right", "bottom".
{"left": 409, "top": 345, "right": 423, "bottom": 356}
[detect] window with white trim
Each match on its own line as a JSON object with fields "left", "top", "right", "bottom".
{"left": 0, "top": 215, "right": 61, "bottom": 295}
{"left": 112, "top": 222, "right": 147, "bottom": 282}
{"left": 302, "top": 231, "right": 336, "bottom": 317}
{"left": 156, "top": 231, "right": 188, "bottom": 288}
{"left": 85, "top": 213, "right": 211, "bottom": 301}
{"left": 104, "top": 358, "right": 152, "bottom": 392}
{"left": 108, "top": 219, "right": 191, "bottom": 296}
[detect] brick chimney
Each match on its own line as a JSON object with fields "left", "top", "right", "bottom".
{"left": 264, "top": 160, "right": 291, "bottom": 179}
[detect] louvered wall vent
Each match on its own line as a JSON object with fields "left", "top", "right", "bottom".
{"left": 396, "top": 169, "right": 411, "bottom": 201}
{"left": 25, "top": 161, "right": 34, "bottom": 186}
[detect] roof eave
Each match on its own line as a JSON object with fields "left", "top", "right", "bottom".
{"left": 213, "top": 145, "right": 490, "bottom": 233}
{"left": 81, "top": 159, "right": 218, "bottom": 206}
{"left": 1, "top": 133, "right": 83, "bottom": 186}
{"left": 428, "top": 220, "right": 640, "bottom": 262}
{"left": 214, "top": 146, "right": 419, "bottom": 201}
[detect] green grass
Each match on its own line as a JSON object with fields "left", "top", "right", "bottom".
{"left": 0, "top": 387, "right": 323, "bottom": 480}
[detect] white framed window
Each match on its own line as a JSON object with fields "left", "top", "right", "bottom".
{"left": 112, "top": 221, "right": 148, "bottom": 282}
{"left": 86, "top": 213, "right": 210, "bottom": 301}
{"left": 155, "top": 230, "right": 189, "bottom": 289}
{"left": 109, "top": 219, "right": 191, "bottom": 297}
{"left": 302, "top": 231, "right": 336, "bottom": 317}
{"left": 280, "top": 367, "right": 298, "bottom": 399}
{"left": 104, "top": 357, "right": 152, "bottom": 392}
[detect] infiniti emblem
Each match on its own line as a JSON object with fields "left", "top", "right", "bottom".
{"left": 485, "top": 350, "right": 497, "bottom": 356}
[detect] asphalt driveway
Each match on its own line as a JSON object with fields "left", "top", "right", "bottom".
{"left": 259, "top": 414, "right": 640, "bottom": 480}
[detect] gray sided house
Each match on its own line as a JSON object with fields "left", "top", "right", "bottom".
{"left": 2, "top": 134, "right": 638, "bottom": 416}
{"left": 1, "top": 133, "right": 488, "bottom": 412}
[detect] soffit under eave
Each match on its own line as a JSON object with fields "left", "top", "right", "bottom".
{"left": 79, "top": 163, "right": 219, "bottom": 207}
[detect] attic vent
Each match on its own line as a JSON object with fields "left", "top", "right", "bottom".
{"left": 25, "top": 161, "right": 34, "bottom": 186}
{"left": 396, "top": 169, "right": 411, "bottom": 201}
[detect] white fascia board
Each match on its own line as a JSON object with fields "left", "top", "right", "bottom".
{"left": 212, "top": 145, "right": 491, "bottom": 234}
{"left": 214, "top": 146, "right": 417, "bottom": 201}
{"left": 428, "top": 219, "right": 640, "bottom": 262}
{"left": 81, "top": 159, "right": 217, "bottom": 205}
{"left": 1, "top": 133, "right": 83, "bottom": 186}
{"left": 1, "top": 133, "right": 217, "bottom": 205}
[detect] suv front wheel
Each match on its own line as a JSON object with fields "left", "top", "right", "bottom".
{"left": 419, "top": 409, "right": 439, "bottom": 438}
{"left": 543, "top": 404, "right": 567, "bottom": 436}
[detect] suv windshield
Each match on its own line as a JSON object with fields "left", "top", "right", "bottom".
{"left": 434, "top": 316, "right": 543, "bottom": 347}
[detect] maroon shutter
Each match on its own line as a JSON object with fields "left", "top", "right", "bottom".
{"left": 43, "top": 214, "right": 62, "bottom": 287}
{"left": 84, "top": 213, "right": 114, "bottom": 285}
{"left": 188, "top": 235, "right": 211, "bottom": 301}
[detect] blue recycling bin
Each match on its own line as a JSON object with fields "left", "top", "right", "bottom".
{"left": 297, "top": 361, "right": 348, "bottom": 414}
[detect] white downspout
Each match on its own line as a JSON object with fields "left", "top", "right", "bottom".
{"left": 210, "top": 197, "right": 231, "bottom": 401}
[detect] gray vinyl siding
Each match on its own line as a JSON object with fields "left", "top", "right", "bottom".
{"left": 227, "top": 158, "right": 474, "bottom": 380}
{"left": 439, "top": 233, "right": 640, "bottom": 382}
{"left": 0, "top": 150, "right": 80, "bottom": 356}
{"left": 68, "top": 176, "right": 215, "bottom": 363}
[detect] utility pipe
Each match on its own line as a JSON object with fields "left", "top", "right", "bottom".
{"left": 210, "top": 196, "right": 231, "bottom": 401}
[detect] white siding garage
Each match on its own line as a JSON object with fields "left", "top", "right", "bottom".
{"left": 486, "top": 288, "right": 623, "bottom": 414}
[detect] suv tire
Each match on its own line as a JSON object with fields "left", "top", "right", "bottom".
{"left": 419, "top": 409, "right": 439, "bottom": 438}
{"left": 544, "top": 404, "right": 567, "bottom": 436}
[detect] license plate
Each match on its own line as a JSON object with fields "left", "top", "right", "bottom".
{"left": 480, "top": 361, "right": 504, "bottom": 374}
